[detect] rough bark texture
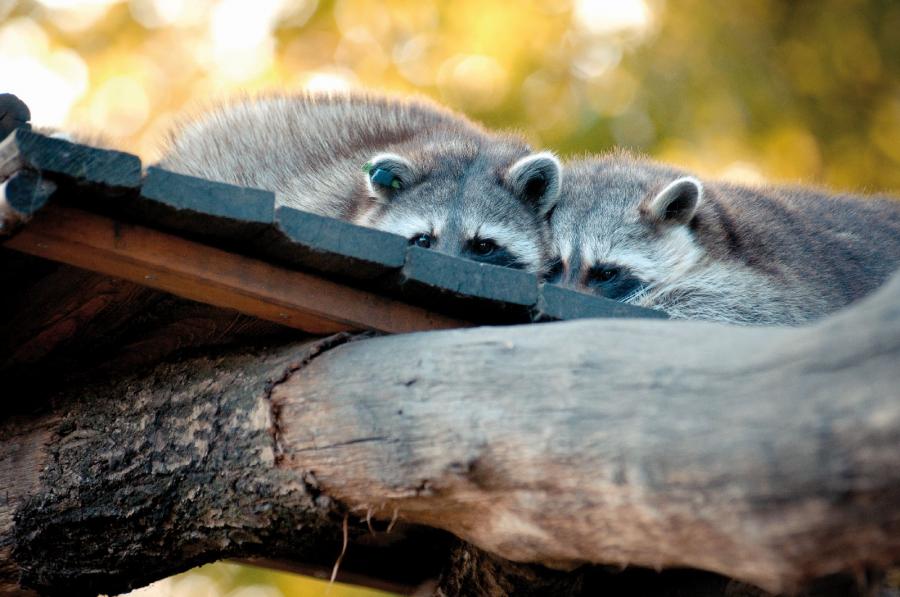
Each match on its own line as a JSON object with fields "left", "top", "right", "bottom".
{"left": 2, "top": 344, "right": 324, "bottom": 596}
{"left": 272, "top": 272, "right": 900, "bottom": 594}
{"left": 1, "top": 335, "right": 456, "bottom": 596}
{"left": 1, "top": 273, "right": 899, "bottom": 595}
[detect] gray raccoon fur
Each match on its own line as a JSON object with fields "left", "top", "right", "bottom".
{"left": 156, "top": 92, "right": 561, "bottom": 273}
{"left": 546, "top": 152, "right": 900, "bottom": 325}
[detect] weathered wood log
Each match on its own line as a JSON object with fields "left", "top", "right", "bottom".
{"left": 1, "top": 272, "right": 899, "bottom": 595}
{"left": 272, "top": 271, "right": 900, "bottom": 594}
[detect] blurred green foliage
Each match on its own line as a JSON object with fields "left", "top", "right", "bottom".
{"left": 2, "top": 0, "right": 899, "bottom": 192}
{"left": 4, "top": 0, "right": 898, "bottom": 594}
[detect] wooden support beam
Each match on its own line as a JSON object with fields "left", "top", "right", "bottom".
{"left": 3, "top": 204, "right": 469, "bottom": 334}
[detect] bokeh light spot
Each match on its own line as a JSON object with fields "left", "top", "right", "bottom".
{"left": 573, "top": 0, "right": 652, "bottom": 36}
{"left": 301, "top": 70, "right": 356, "bottom": 93}
{"left": 86, "top": 76, "right": 151, "bottom": 137}
{"left": 437, "top": 54, "right": 508, "bottom": 112}
{"left": 129, "top": 0, "right": 189, "bottom": 28}
{"left": 0, "top": 17, "right": 89, "bottom": 127}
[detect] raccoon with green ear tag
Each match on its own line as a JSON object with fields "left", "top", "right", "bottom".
{"left": 157, "top": 91, "right": 561, "bottom": 274}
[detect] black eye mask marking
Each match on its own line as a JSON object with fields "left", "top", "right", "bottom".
{"left": 586, "top": 263, "right": 645, "bottom": 300}
{"left": 465, "top": 238, "right": 526, "bottom": 270}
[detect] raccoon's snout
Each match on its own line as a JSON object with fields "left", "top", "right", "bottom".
{"left": 543, "top": 258, "right": 584, "bottom": 290}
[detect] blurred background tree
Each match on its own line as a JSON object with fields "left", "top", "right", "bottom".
{"left": 1, "top": 0, "right": 898, "bottom": 594}
{"left": 2, "top": 0, "right": 899, "bottom": 193}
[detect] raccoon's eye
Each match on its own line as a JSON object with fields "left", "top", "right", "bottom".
{"left": 411, "top": 233, "right": 433, "bottom": 248}
{"left": 587, "top": 265, "right": 644, "bottom": 301}
{"left": 590, "top": 267, "right": 620, "bottom": 283}
{"left": 472, "top": 239, "right": 498, "bottom": 256}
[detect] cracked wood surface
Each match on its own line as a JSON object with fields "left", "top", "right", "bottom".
{"left": 273, "top": 271, "right": 900, "bottom": 594}
{"left": 1, "top": 273, "right": 899, "bottom": 595}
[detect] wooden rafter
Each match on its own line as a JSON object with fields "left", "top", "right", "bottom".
{"left": 3, "top": 204, "right": 469, "bottom": 335}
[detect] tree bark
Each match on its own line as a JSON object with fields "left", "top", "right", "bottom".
{"left": 2, "top": 274, "right": 899, "bottom": 595}
{"left": 272, "top": 272, "right": 900, "bottom": 594}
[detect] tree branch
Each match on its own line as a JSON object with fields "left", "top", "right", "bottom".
{"left": 272, "top": 271, "right": 900, "bottom": 593}
{"left": 2, "top": 273, "right": 899, "bottom": 595}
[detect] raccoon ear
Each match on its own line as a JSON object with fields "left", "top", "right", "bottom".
{"left": 364, "top": 153, "right": 416, "bottom": 201}
{"left": 643, "top": 176, "right": 703, "bottom": 226}
{"left": 505, "top": 152, "right": 562, "bottom": 216}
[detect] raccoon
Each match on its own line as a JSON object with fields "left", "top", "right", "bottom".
{"left": 545, "top": 152, "right": 900, "bottom": 325}
{"left": 157, "top": 92, "right": 561, "bottom": 273}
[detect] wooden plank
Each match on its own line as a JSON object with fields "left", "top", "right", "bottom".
{"left": 79, "top": 167, "right": 409, "bottom": 281}
{"left": 394, "top": 246, "right": 539, "bottom": 322}
{"left": 267, "top": 205, "right": 408, "bottom": 280}
{"left": 127, "top": 166, "right": 275, "bottom": 247}
{"left": 0, "top": 129, "right": 140, "bottom": 189}
{"left": 141, "top": 166, "right": 274, "bottom": 224}
{"left": 0, "top": 259, "right": 289, "bottom": 371}
{"left": 3, "top": 205, "right": 469, "bottom": 335}
{"left": 532, "top": 282, "right": 669, "bottom": 322}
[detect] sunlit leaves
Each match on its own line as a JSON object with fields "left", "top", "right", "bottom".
{"left": 4, "top": 0, "right": 894, "bottom": 192}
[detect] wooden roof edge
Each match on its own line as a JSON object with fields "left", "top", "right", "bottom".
{"left": 0, "top": 100, "right": 667, "bottom": 334}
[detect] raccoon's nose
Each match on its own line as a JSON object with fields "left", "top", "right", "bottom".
{"left": 561, "top": 269, "right": 591, "bottom": 292}
{"left": 560, "top": 270, "right": 585, "bottom": 291}
{"left": 544, "top": 259, "right": 582, "bottom": 290}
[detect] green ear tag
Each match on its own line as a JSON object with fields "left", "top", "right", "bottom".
{"left": 370, "top": 167, "right": 401, "bottom": 189}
